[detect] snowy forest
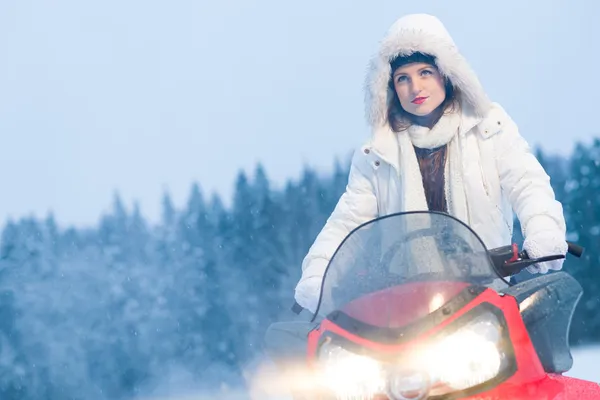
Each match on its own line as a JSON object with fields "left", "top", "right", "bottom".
{"left": 1, "top": 139, "right": 599, "bottom": 400}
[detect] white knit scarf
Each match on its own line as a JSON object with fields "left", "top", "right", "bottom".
{"left": 396, "top": 111, "right": 469, "bottom": 225}
{"left": 391, "top": 111, "right": 472, "bottom": 279}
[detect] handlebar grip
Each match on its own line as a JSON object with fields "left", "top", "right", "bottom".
{"left": 567, "top": 241, "right": 584, "bottom": 258}
{"left": 491, "top": 241, "right": 583, "bottom": 279}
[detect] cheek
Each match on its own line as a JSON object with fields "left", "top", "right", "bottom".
{"left": 432, "top": 77, "right": 447, "bottom": 98}
{"left": 394, "top": 84, "right": 411, "bottom": 105}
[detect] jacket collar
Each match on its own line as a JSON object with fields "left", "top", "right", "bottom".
{"left": 369, "top": 106, "right": 485, "bottom": 173}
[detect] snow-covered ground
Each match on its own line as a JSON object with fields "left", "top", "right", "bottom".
{"left": 140, "top": 345, "right": 599, "bottom": 399}
{"left": 566, "top": 344, "right": 600, "bottom": 383}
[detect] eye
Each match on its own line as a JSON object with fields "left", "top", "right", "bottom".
{"left": 420, "top": 69, "right": 434, "bottom": 77}
{"left": 396, "top": 75, "right": 408, "bottom": 83}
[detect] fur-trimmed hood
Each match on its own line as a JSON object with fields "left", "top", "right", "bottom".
{"left": 364, "top": 13, "right": 492, "bottom": 128}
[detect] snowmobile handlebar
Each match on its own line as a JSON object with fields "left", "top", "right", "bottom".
{"left": 566, "top": 241, "right": 585, "bottom": 258}
{"left": 290, "top": 241, "right": 585, "bottom": 316}
{"left": 490, "top": 241, "right": 584, "bottom": 278}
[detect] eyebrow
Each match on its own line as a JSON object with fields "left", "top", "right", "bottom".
{"left": 393, "top": 66, "right": 433, "bottom": 77}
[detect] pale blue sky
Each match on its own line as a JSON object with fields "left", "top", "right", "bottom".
{"left": 0, "top": 0, "right": 598, "bottom": 227}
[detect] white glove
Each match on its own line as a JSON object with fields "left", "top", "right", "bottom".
{"left": 523, "top": 231, "right": 568, "bottom": 274}
{"left": 294, "top": 281, "right": 321, "bottom": 315}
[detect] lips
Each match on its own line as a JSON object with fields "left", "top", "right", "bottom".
{"left": 412, "top": 96, "right": 428, "bottom": 105}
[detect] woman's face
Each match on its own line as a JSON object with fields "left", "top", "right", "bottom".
{"left": 392, "top": 62, "right": 446, "bottom": 117}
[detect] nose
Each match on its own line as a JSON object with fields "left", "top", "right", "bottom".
{"left": 410, "top": 80, "right": 423, "bottom": 95}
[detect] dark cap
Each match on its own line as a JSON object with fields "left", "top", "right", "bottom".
{"left": 390, "top": 52, "right": 437, "bottom": 74}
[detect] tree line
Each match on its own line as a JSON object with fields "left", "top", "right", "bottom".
{"left": 0, "top": 140, "right": 598, "bottom": 399}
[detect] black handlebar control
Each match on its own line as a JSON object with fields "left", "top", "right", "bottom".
{"left": 491, "top": 241, "right": 584, "bottom": 278}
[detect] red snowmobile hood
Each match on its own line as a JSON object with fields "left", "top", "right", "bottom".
{"left": 339, "top": 281, "right": 470, "bottom": 328}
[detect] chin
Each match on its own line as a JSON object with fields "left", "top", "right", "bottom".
{"left": 406, "top": 100, "right": 445, "bottom": 118}
{"left": 408, "top": 107, "right": 436, "bottom": 117}
{"left": 410, "top": 110, "right": 433, "bottom": 117}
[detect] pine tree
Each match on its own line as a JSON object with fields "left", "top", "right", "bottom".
{"left": 563, "top": 140, "right": 600, "bottom": 344}
{"left": 223, "top": 172, "right": 258, "bottom": 366}
{"left": 169, "top": 183, "right": 211, "bottom": 372}
{"left": 0, "top": 221, "right": 31, "bottom": 399}
{"left": 244, "top": 165, "right": 288, "bottom": 342}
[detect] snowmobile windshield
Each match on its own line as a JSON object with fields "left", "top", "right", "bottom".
{"left": 314, "top": 211, "right": 504, "bottom": 324}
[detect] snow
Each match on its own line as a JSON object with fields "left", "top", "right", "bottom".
{"left": 567, "top": 345, "right": 600, "bottom": 383}
{"left": 136, "top": 345, "right": 600, "bottom": 399}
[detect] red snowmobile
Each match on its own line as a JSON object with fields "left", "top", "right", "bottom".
{"left": 298, "top": 211, "right": 600, "bottom": 399}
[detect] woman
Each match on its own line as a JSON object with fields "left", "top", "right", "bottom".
{"left": 293, "top": 13, "right": 567, "bottom": 315}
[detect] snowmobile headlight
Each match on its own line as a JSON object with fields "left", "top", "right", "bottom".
{"left": 315, "top": 309, "right": 512, "bottom": 400}
{"left": 411, "top": 310, "right": 510, "bottom": 396}
{"left": 317, "top": 341, "right": 386, "bottom": 399}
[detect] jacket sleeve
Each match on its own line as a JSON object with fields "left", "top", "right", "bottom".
{"left": 294, "top": 146, "right": 379, "bottom": 314}
{"left": 489, "top": 103, "right": 567, "bottom": 272}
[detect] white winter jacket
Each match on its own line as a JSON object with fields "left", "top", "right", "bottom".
{"left": 294, "top": 14, "right": 567, "bottom": 314}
